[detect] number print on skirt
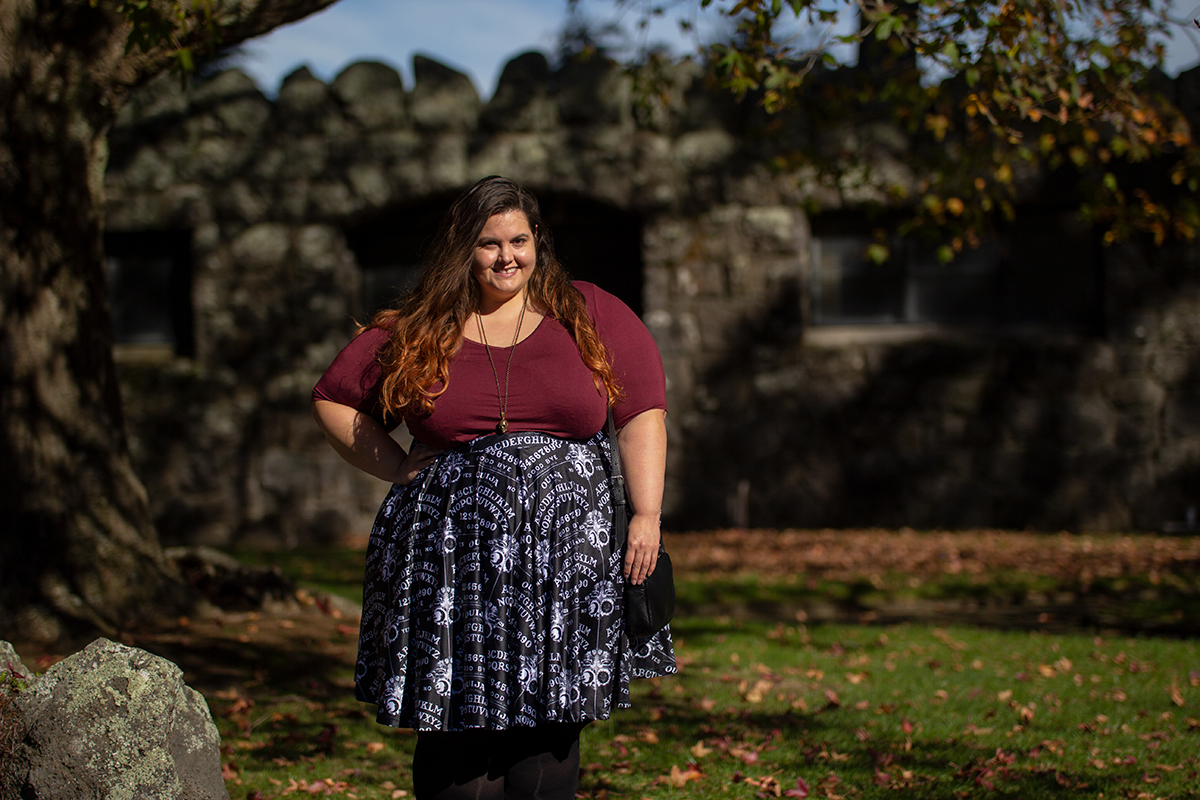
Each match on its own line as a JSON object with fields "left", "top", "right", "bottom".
{"left": 355, "top": 429, "right": 676, "bottom": 731}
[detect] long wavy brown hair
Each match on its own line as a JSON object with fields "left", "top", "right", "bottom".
{"left": 367, "top": 176, "right": 624, "bottom": 420}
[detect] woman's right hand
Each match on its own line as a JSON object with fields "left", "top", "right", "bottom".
{"left": 395, "top": 440, "right": 444, "bottom": 485}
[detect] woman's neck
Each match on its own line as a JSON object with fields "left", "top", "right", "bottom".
{"left": 465, "top": 291, "right": 542, "bottom": 345}
{"left": 476, "top": 289, "right": 528, "bottom": 318}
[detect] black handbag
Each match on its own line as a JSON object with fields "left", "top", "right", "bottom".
{"left": 607, "top": 412, "right": 675, "bottom": 638}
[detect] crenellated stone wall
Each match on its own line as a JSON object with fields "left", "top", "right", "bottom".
{"left": 103, "top": 52, "right": 1200, "bottom": 544}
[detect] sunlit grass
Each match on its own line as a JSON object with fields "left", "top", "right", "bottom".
{"left": 211, "top": 613, "right": 1200, "bottom": 799}
{"left": 210, "top": 541, "right": 1200, "bottom": 798}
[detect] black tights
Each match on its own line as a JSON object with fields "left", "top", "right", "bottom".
{"left": 412, "top": 722, "right": 587, "bottom": 800}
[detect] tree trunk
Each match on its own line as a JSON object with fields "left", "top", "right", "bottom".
{"left": 0, "top": 0, "right": 338, "bottom": 644}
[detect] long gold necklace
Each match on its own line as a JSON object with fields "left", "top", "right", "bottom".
{"left": 476, "top": 298, "right": 527, "bottom": 434}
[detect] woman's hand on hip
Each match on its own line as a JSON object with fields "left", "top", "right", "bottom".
{"left": 623, "top": 513, "right": 660, "bottom": 585}
{"left": 395, "top": 440, "right": 444, "bottom": 485}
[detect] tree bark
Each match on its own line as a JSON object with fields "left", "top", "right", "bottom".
{"left": 0, "top": 0, "right": 338, "bottom": 643}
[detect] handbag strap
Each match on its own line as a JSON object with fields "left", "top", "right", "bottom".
{"left": 606, "top": 410, "right": 628, "bottom": 549}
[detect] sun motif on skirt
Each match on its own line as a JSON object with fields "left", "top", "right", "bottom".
{"left": 568, "top": 443, "right": 596, "bottom": 477}
{"left": 581, "top": 650, "right": 613, "bottom": 688}
{"left": 586, "top": 580, "right": 618, "bottom": 618}
{"left": 433, "top": 587, "right": 456, "bottom": 626}
{"left": 583, "top": 508, "right": 611, "bottom": 547}
{"left": 430, "top": 658, "right": 453, "bottom": 696}
{"left": 490, "top": 533, "right": 519, "bottom": 572}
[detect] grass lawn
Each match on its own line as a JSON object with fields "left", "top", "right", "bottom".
{"left": 208, "top": 537, "right": 1200, "bottom": 800}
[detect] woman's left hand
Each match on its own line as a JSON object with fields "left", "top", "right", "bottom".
{"left": 623, "top": 512, "right": 660, "bottom": 585}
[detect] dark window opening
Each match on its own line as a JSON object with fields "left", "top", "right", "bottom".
{"left": 539, "top": 193, "right": 644, "bottom": 315}
{"left": 810, "top": 209, "right": 1102, "bottom": 331}
{"left": 104, "top": 229, "right": 194, "bottom": 357}
{"left": 346, "top": 194, "right": 457, "bottom": 318}
{"left": 345, "top": 191, "right": 645, "bottom": 318}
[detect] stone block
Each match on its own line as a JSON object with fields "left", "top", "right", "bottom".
{"left": 214, "top": 94, "right": 271, "bottom": 137}
{"left": 308, "top": 180, "right": 360, "bottom": 218}
{"left": 112, "top": 146, "right": 176, "bottom": 191}
{"left": 332, "top": 61, "right": 408, "bottom": 131}
{"left": 278, "top": 66, "right": 329, "bottom": 112}
{"left": 188, "top": 136, "right": 249, "bottom": 182}
{"left": 630, "top": 58, "right": 704, "bottom": 134}
{"left": 470, "top": 132, "right": 563, "bottom": 185}
{"left": 192, "top": 69, "right": 261, "bottom": 105}
{"left": 348, "top": 164, "right": 392, "bottom": 208}
{"left": 231, "top": 223, "right": 291, "bottom": 270}
{"left": 556, "top": 55, "right": 632, "bottom": 127}
{"left": 481, "top": 52, "right": 558, "bottom": 132}
{"left": 294, "top": 224, "right": 343, "bottom": 271}
{"left": 673, "top": 130, "right": 737, "bottom": 170}
{"left": 744, "top": 206, "right": 799, "bottom": 248}
{"left": 1148, "top": 347, "right": 1191, "bottom": 384}
{"left": 410, "top": 55, "right": 481, "bottom": 131}
{"left": 425, "top": 134, "right": 470, "bottom": 189}
{"left": 114, "top": 70, "right": 189, "bottom": 127}
{"left": 219, "top": 180, "right": 269, "bottom": 223}
{"left": 2, "top": 639, "right": 228, "bottom": 800}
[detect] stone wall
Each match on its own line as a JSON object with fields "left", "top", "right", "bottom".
{"left": 103, "top": 53, "right": 1200, "bottom": 543}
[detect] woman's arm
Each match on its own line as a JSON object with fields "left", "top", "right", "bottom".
{"left": 616, "top": 408, "right": 667, "bottom": 585}
{"left": 312, "top": 399, "right": 441, "bottom": 485}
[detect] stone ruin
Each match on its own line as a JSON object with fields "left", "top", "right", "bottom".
{"left": 102, "top": 50, "right": 1200, "bottom": 543}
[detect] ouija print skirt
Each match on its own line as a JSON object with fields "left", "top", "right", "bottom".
{"left": 355, "top": 429, "right": 677, "bottom": 731}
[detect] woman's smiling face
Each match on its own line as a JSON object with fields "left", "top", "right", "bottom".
{"left": 472, "top": 209, "right": 535, "bottom": 308}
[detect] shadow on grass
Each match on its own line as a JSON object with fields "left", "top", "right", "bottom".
{"left": 643, "top": 700, "right": 1147, "bottom": 799}
{"left": 127, "top": 616, "right": 357, "bottom": 697}
{"left": 676, "top": 576, "right": 1200, "bottom": 638}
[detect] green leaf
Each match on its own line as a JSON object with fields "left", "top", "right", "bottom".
{"left": 866, "top": 244, "right": 890, "bottom": 264}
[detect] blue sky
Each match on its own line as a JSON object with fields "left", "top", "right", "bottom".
{"left": 235, "top": 0, "right": 714, "bottom": 97}
{"left": 236, "top": 0, "right": 1200, "bottom": 99}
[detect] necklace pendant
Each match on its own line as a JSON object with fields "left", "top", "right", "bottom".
{"left": 496, "top": 418, "right": 508, "bottom": 434}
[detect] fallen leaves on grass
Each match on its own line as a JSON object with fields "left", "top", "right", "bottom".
{"left": 783, "top": 777, "right": 810, "bottom": 797}
{"left": 741, "top": 775, "right": 782, "bottom": 797}
{"left": 279, "top": 777, "right": 353, "bottom": 795}
{"left": 1169, "top": 678, "right": 1186, "bottom": 707}
{"left": 667, "top": 529, "right": 1200, "bottom": 588}
{"left": 658, "top": 764, "right": 704, "bottom": 788}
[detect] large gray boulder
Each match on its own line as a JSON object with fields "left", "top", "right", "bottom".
{"left": 0, "top": 639, "right": 229, "bottom": 800}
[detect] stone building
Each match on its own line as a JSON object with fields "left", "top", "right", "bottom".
{"left": 102, "top": 52, "right": 1200, "bottom": 545}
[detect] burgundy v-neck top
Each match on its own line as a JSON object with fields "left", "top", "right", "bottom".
{"left": 312, "top": 282, "right": 666, "bottom": 449}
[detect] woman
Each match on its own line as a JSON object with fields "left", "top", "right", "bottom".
{"left": 312, "top": 176, "right": 675, "bottom": 800}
